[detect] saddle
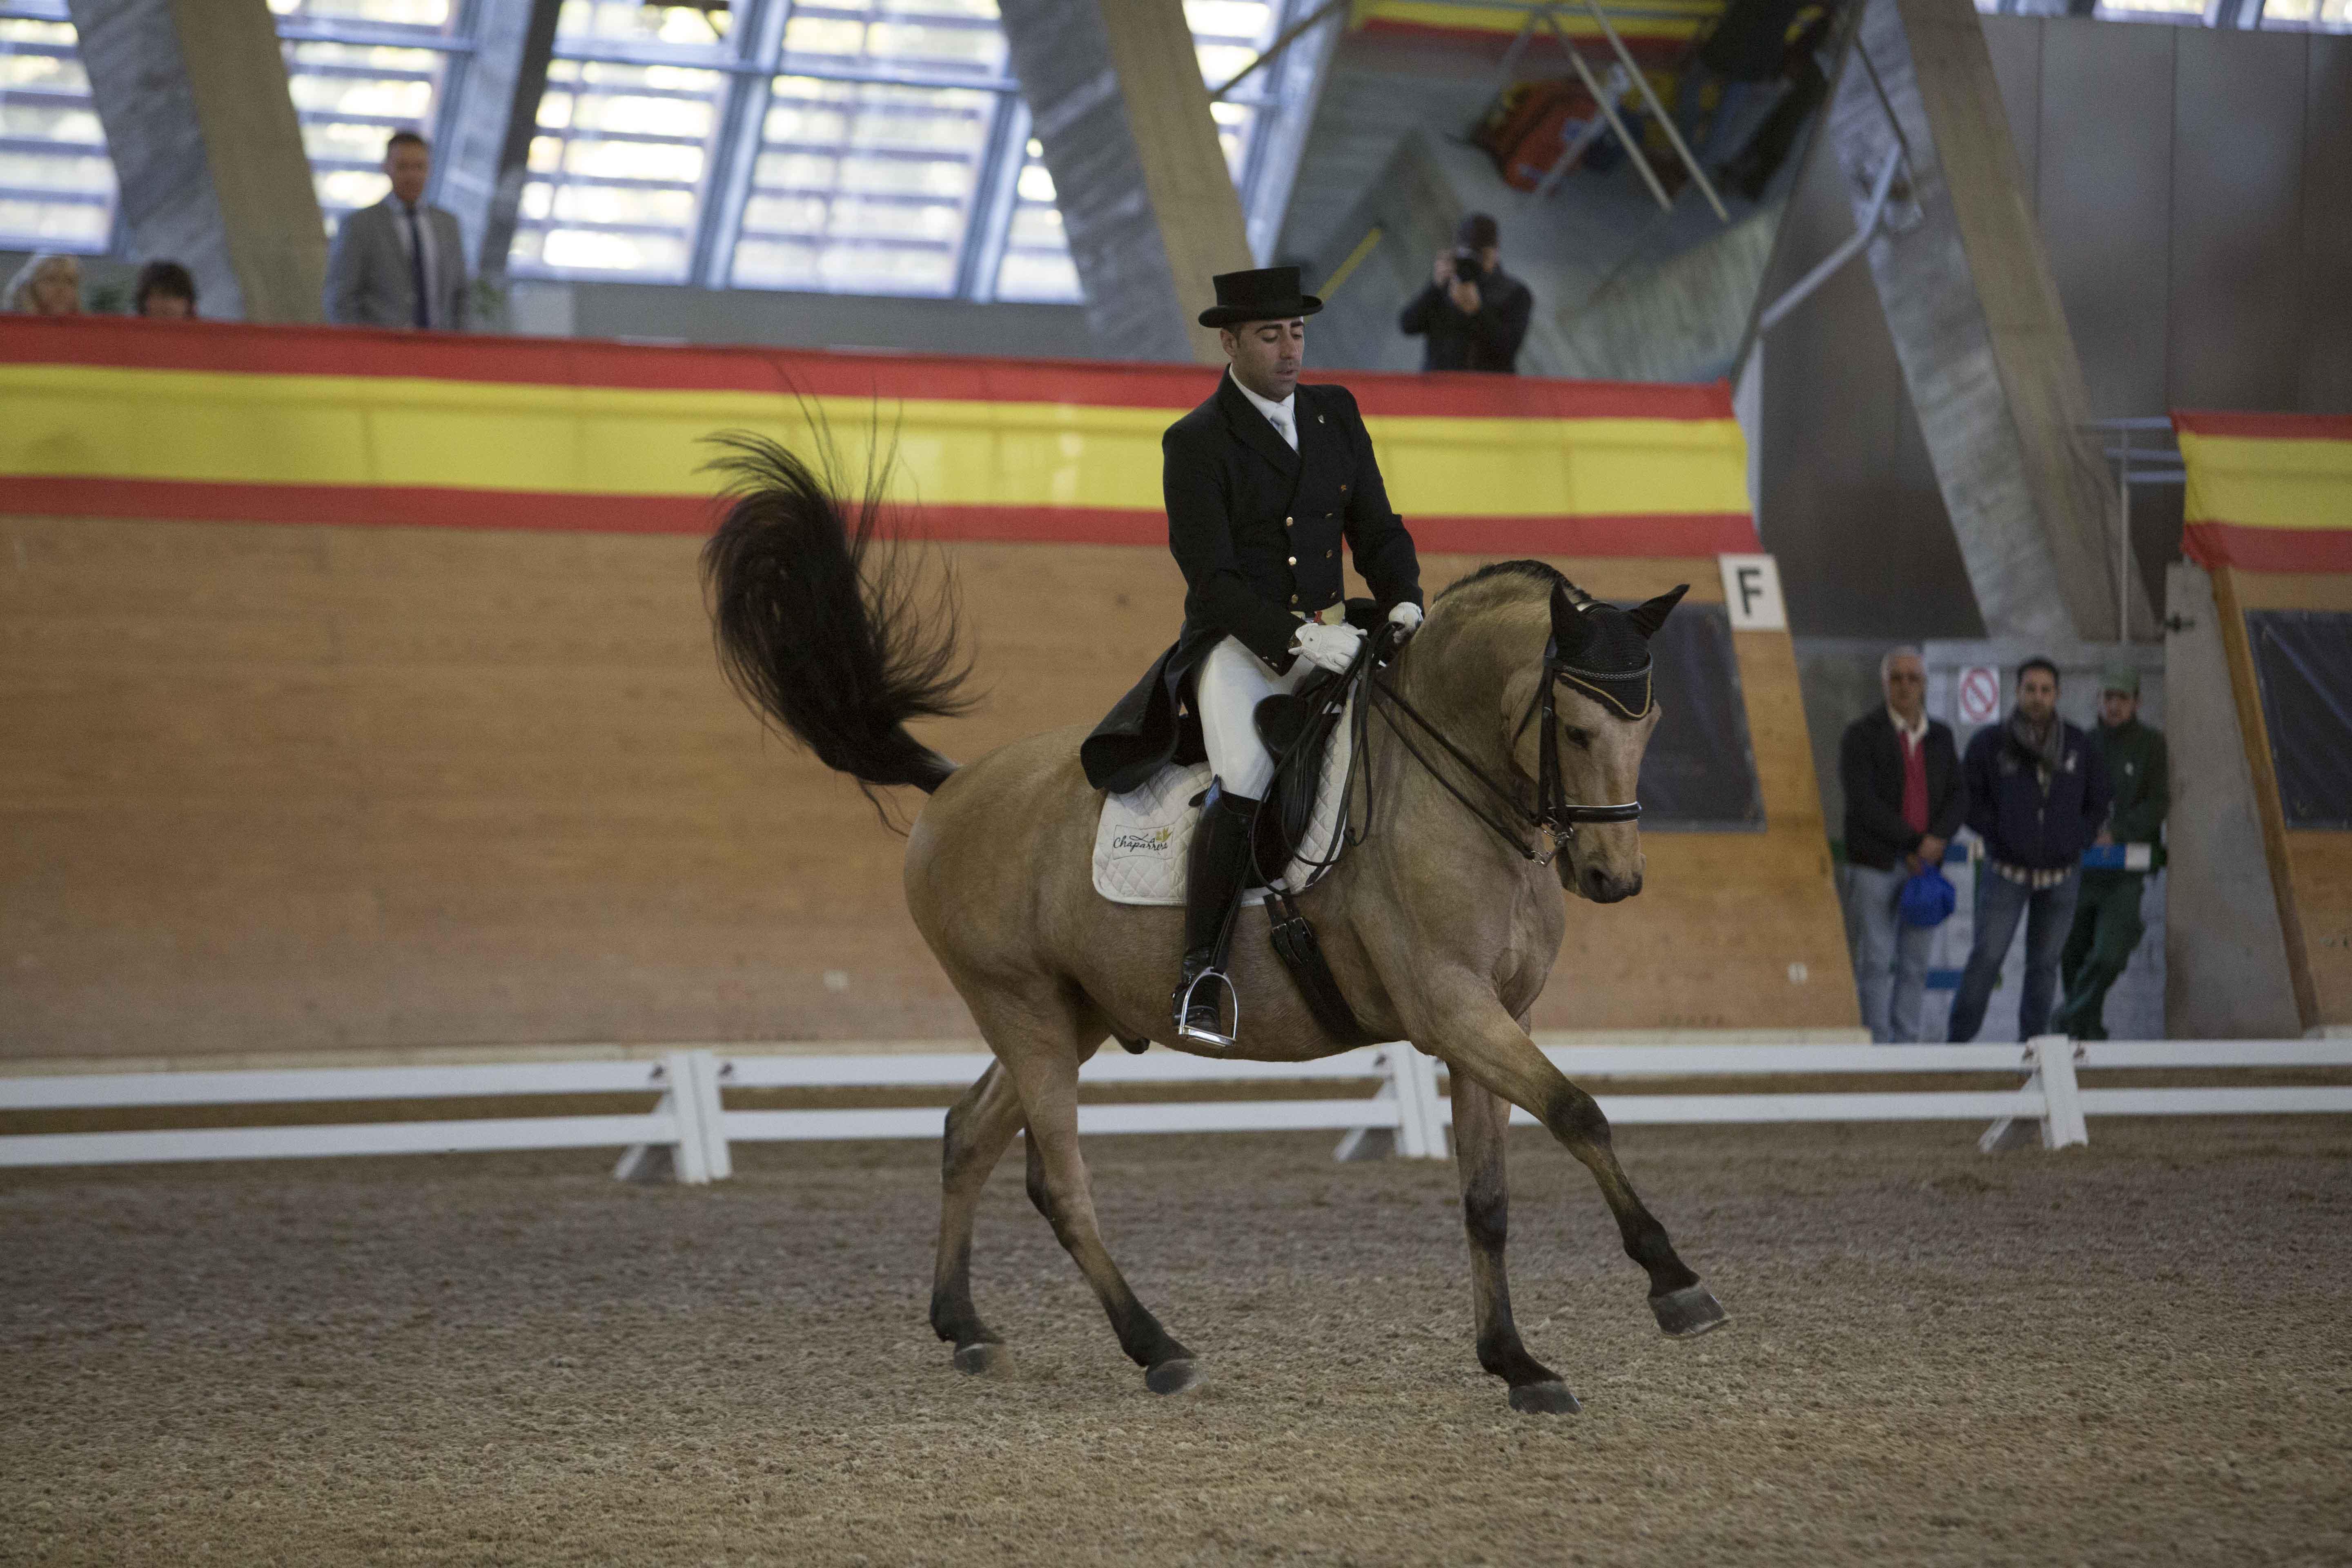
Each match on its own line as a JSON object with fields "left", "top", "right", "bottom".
{"left": 1089, "top": 678, "right": 1357, "bottom": 909}
{"left": 1093, "top": 608, "right": 1388, "bottom": 1048}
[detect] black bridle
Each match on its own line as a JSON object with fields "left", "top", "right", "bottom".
{"left": 1346, "top": 621, "right": 1644, "bottom": 869}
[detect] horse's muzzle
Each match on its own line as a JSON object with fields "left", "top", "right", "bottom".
{"left": 1578, "top": 864, "right": 1643, "bottom": 904}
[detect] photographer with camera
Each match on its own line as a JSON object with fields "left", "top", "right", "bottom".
{"left": 1398, "top": 213, "right": 1533, "bottom": 374}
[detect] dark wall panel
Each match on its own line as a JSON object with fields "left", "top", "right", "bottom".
{"left": 2168, "top": 29, "right": 2310, "bottom": 412}
{"left": 2303, "top": 36, "right": 2352, "bottom": 414}
{"left": 1756, "top": 130, "right": 1982, "bottom": 641}
{"left": 2036, "top": 20, "right": 2176, "bottom": 420}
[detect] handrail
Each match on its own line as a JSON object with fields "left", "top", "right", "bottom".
{"left": 2079, "top": 418, "right": 2185, "bottom": 640}
{"left": 1210, "top": 0, "right": 1352, "bottom": 103}
{"left": 1755, "top": 144, "right": 1902, "bottom": 334}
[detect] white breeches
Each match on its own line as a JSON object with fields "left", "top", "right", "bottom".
{"left": 1196, "top": 635, "right": 1312, "bottom": 802}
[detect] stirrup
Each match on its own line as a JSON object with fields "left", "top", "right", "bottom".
{"left": 1175, "top": 967, "right": 1239, "bottom": 1051}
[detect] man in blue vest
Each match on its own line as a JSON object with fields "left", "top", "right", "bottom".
{"left": 1947, "top": 659, "right": 2112, "bottom": 1042}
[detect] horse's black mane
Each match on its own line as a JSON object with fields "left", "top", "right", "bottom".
{"left": 1435, "top": 559, "right": 1595, "bottom": 607}
{"left": 1434, "top": 558, "right": 1651, "bottom": 683}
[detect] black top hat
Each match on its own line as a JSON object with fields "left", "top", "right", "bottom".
{"left": 1198, "top": 266, "right": 1323, "bottom": 328}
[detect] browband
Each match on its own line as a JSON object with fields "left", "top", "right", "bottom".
{"left": 1552, "top": 663, "right": 1654, "bottom": 721}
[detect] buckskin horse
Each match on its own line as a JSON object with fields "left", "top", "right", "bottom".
{"left": 702, "top": 434, "right": 1728, "bottom": 1413}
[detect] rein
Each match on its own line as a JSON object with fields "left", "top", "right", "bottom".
{"left": 1360, "top": 621, "right": 1642, "bottom": 869}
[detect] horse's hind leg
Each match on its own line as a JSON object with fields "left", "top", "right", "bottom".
{"left": 930, "top": 1061, "right": 1025, "bottom": 1375}
{"left": 1452, "top": 1071, "right": 1579, "bottom": 1414}
{"left": 981, "top": 988, "right": 1197, "bottom": 1395}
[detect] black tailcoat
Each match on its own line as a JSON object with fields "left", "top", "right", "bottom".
{"left": 1080, "top": 374, "right": 1423, "bottom": 794}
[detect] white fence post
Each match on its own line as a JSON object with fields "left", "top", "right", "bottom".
{"left": 1386, "top": 1045, "right": 1450, "bottom": 1161}
{"left": 2030, "top": 1035, "right": 2089, "bottom": 1150}
{"left": 1980, "top": 1036, "right": 2091, "bottom": 1153}
{"left": 691, "top": 1051, "right": 733, "bottom": 1180}
{"left": 613, "top": 1052, "right": 732, "bottom": 1184}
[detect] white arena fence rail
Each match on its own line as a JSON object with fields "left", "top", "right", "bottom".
{"left": 1, "top": 1038, "right": 2347, "bottom": 1179}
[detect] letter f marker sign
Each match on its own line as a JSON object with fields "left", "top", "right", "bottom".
{"left": 1717, "top": 554, "right": 1786, "bottom": 631}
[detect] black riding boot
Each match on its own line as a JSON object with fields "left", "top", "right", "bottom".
{"left": 1172, "top": 780, "right": 1259, "bottom": 1044}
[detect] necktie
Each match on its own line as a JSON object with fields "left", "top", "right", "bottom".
{"left": 403, "top": 203, "right": 429, "bottom": 330}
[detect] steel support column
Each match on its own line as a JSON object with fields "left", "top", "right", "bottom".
{"left": 1828, "top": 0, "right": 2143, "bottom": 642}
{"left": 432, "top": 0, "right": 564, "bottom": 301}
{"left": 66, "top": 0, "right": 325, "bottom": 323}
{"left": 997, "top": 0, "right": 1253, "bottom": 363}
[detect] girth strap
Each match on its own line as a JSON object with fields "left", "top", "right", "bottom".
{"left": 1264, "top": 886, "right": 1381, "bottom": 1047}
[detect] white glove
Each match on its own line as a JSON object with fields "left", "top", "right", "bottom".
{"left": 1290, "top": 620, "right": 1365, "bottom": 675}
{"left": 1388, "top": 601, "right": 1424, "bottom": 637}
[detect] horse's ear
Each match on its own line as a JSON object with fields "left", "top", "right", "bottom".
{"left": 1549, "top": 580, "right": 1592, "bottom": 657}
{"left": 1626, "top": 583, "right": 1690, "bottom": 639}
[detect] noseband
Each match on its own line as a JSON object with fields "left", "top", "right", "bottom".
{"left": 1361, "top": 621, "right": 1645, "bottom": 868}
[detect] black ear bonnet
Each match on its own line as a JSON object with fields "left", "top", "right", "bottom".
{"left": 1547, "top": 582, "right": 1686, "bottom": 721}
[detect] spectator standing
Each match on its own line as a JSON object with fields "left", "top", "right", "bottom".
{"left": 1674, "top": 0, "right": 1810, "bottom": 179}
{"left": 2053, "top": 665, "right": 2168, "bottom": 1040}
{"left": 1398, "top": 214, "right": 1532, "bottom": 374}
{"left": 1947, "top": 659, "right": 2111, "bottom": 1042}
{"left": 135, "top": 261, "right": 197, "bottom": 318}
{"left": 1839, "top": 646, "right": 1964, "bottom": 1042}
{"left": 7, "top": 252, "right": 82, "bottom": 315}
{"left": 324, "top": 130, "right": 470, "bottom": 330}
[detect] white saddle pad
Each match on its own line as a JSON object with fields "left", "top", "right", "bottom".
{"left": 1091, "top": 695, "right": 1355, "bottom": 907}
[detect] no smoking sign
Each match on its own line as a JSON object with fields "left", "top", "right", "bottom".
{"left": 1957, "top": 664, "right": 2001, "bottom": 725}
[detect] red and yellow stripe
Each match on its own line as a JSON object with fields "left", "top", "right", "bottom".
{"left": 2176, "top": 412, "right": 2352, "bottom": 574}
{"left": 0, "top": 315, "right": 1757, "bottom": 557}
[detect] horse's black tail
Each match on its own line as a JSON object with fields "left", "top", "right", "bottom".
{"left": 701, "top": 430, "right": 971, "bottom": 815}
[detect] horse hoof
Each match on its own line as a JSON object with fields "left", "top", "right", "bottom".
{"left": 1508, "top": 1380, "right": 1581, "bottom": 1415}
{"left": 1650, "top": 1283, "right": 1729, "bottom": 1338}
{"left": 952, "top": 1341, "right": 1009, "bottom": 1377}
{"left": 1144, "top": 1358, "right": 1201, "bottom": 1396}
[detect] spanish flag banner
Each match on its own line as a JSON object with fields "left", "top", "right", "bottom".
{"left": 2176, "top": 412, "right": 2352, "bottom": 574}
{"left": 0, "top": 316, "right": 1756, "bottom": 558}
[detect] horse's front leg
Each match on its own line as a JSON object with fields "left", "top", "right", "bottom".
{"left": 1452, "top": 1067, "right": 1579, "bottom": 1413}
{"left": 1425, "top": 987, "right": 1728, "bottom": 1339}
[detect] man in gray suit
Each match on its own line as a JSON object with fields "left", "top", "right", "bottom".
{"left": 324, "top": 130, "right": 470, "bottom": 330}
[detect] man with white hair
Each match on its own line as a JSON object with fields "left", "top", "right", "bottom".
{"left": 1838, "top": 646, "right": 1964, "bottom": 1042}
{"left": 5, "top": 252, "right": 81, "bottom": 315}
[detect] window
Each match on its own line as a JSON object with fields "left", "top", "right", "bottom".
{"left": 1187, "top": 0, "right": 1279, "bottom": 182}
{"left": 508, "top": 0, "right": 1323, "bottom": 301}
{"left": 2090, "top": 0, "right": 2207, "bottom": 21}
{"left": 270, "top": 0, "right": 469, "bottom": 235}
{"left": 732, "top": 2, "right": 1012, "bottom": 296}
{"left": 513, "top": 2, "right": 733, "bottom": 281}
{"left": 2260, "top": 0, "right": 2352, "bottom": 26}
{"left": 0, "top": 2, "right": 116, "bottom": 253}
{"left": 992, "top": 135, "right": 1076, "bottom": 302}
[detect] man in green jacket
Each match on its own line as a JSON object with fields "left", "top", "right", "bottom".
{"left": 2054, "top": 665, "right": 2168, "bottom": 1039}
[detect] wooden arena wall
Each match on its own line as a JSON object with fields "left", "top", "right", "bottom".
{"left": 2178, "top": 412, "right": 2352, "bottom": 1030}
{"left": 0, "top": 318, "right": 1854, "bottom": 1060}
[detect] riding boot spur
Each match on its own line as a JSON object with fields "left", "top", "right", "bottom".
{"left": 1173, "top": 779, "right": 1259, "bottom": 1045}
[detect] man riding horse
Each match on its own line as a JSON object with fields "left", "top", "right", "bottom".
{"left": 699, "top": 273, "right": 1730, "bottom": 1408}
{"left": 1077, "top": 267, "right": 1428, "bottom": 1043}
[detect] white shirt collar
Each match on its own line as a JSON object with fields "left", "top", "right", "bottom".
{"left": 1888, "top": 705, "right": 1927, "bottom": 745}
{"left": 1227, "top": 367, "right": 1296, "bottom": 449}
